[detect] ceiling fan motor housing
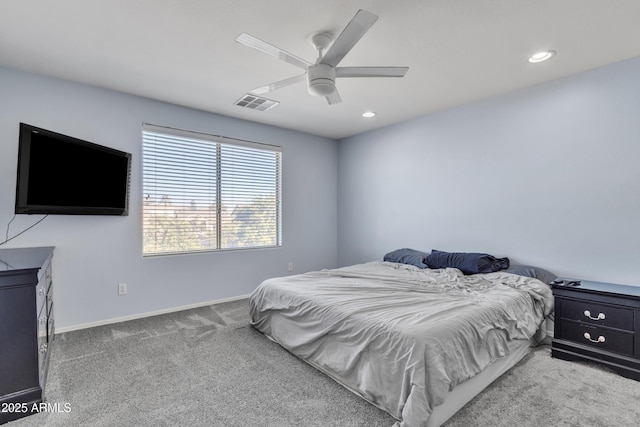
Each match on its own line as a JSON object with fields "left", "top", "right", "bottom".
{"left": 307, "top": 64, "right": 336, "bottom": 96}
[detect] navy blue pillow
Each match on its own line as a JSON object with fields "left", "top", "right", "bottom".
{"left": 503, "top": 265, "right": 557, "bottom": 284}
{"left": 383, "top": 248, "right": 429, "bottom": 268}
{"left": 425, "top": 249, "right": 510, "bottom": 275}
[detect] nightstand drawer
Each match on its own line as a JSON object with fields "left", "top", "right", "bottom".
{"left": 558, "top": 298, "right": 634, "bottom": 331}
{"left": 561, "top": 321, "right": 634, "bottom": 357}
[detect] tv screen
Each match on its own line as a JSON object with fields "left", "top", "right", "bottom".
{"left": 15, "top": 123, "right": 131, "bottom": 215}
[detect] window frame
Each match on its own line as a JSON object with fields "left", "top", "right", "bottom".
{"left": 141, "top": 123, "right": 282, "bottom": 257}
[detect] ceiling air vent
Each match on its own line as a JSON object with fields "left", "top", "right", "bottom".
{"left": 234, "top": 94, "right": 279, "bottom": 111}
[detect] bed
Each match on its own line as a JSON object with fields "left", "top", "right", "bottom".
{"left": 249, "top": 257, "right": 555, "bottom": 427}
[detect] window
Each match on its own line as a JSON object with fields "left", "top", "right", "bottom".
{"left": 142, "top": 124, "right": 281, "bottom": 256}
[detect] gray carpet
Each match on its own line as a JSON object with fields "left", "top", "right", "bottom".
{"left": 444, "top": 347, "right": 640, "bottom": 427}
{"left": 8, "top": 299, "right": 640, "bottom": 427}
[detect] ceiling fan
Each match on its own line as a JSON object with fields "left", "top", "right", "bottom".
{"left": 235, "top": 9, "right": 409, "bottom": 105}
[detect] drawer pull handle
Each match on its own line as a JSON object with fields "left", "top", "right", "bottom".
{"left": 584, "top": 310, "right": 605, "bottom": 321}
{"left": 583, "top": 332, "right": 605, "bottom": 343}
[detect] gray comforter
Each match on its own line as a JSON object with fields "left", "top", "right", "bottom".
{"left": 250, "top": 261, "right": 554, "bottom": 427}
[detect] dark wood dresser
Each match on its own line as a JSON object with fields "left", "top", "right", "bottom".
{"left": 551, "top": 278, "right": 640, "bottom": 381}
{"left": 0, "top": 247, "right": 55, "bottom": 424}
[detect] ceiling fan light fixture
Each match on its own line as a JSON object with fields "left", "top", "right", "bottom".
{"left": 308, "top": 80, "right": 336, "bottom": 96}
{"left": 307, "top": 64, "right": 336, "bottom": 96}
{"left": 528, "top": 50, "right": 556, "bottom": 63}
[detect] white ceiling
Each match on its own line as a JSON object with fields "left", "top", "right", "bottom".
{"left": 1, "top": 0, "right": 640, "bottom": 139}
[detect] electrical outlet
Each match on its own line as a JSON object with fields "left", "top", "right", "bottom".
{"left": 288, "top": 262, "right": 294, "bottom": 272}
{"left": 118, "top": 282, "right": 127, "bottom": 295}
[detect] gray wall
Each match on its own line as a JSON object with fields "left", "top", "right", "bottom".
{"left": 338, "top": 56, "right": 640, "bottom": 286}
{"left": 0, "top": 66, "right": 338, "bottom": 330}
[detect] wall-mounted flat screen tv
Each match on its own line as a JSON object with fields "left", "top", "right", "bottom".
{"left": 15, "top": 123, "right": 132, "bottom": 216}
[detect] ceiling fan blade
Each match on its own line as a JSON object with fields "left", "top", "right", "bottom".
{"left": 326, "top": 90, "right": 342, "bottom": 105}
{"left": 250, "top": 74, "right": 307, "bottom": 95}
{"left": 236, "top": 33, "right": 312, "bottom": 70}
{"left": 336, "top": 66, "right": 409, "bottom": 78}
{"left": 320, "top": 10, "right": 378, "bottom": 67}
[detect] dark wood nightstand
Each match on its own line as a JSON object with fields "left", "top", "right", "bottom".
{"left": 551, "top": 278, "right": 640, "bottom": 381}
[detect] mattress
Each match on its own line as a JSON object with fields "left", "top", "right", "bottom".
{"left": 250, "top": 261, "right": 554, "bottom": 427}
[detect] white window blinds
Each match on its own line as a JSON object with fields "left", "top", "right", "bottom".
{"left": 142, "top": 124, "right": 281, "bottom": 256}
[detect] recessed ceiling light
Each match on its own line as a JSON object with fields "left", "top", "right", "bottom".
{"left": 362, "top": 111, "right": 376, "bottom": 118}
{"left": 528, "top": 50, "right": 556, "bottom": 63}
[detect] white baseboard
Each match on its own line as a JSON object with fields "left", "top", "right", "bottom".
{"left": 55, "top": 294, "right": 251, "bottom": 334}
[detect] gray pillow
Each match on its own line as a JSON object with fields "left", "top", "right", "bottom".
{"left": 383, "top": 248, "right": 429, "bottom": 268}
{"left": 503, "top": 265, "right": 557, "bottom": 284}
